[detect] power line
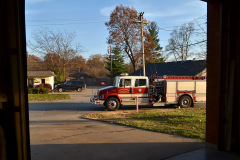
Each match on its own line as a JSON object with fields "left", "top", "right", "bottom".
{"left": 165, "top": 40, "right": 207, "bottom": 52}
{"left": 159, "top": 14, "right": 206, "bottom": 29}
{"left": 26, "top": 16, "right": 110, "bottom": 26}
{"left": 159, "top": 22, "right": 206, "bottom": 32}
{"left": 26, "top": 16, "right": 109, "bottom": 22}
{"left": 26, "top": 21, "right": 107, "bottom": 26}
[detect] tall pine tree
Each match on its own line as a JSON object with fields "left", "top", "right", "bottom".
{"left": 106, "top": 47, "right": 127, "bottom": 78}
{"left": 145, "top": 21, "right": 165, "bottom": 64}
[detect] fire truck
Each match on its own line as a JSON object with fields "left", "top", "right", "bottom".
{"left": 90, "top": 74, "right": 206, "bottom": 111}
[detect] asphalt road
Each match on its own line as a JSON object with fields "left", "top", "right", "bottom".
{"left": 29, "top": 87, "right": 205, "bottom": 160}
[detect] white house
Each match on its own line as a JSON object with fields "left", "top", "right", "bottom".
{"left": 27, "top": 71, "right": 55, "bottom": 90}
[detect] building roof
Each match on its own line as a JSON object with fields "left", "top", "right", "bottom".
{"left": 27, "top": 71, "right": 55, "bottom": 77}
{"left": 129, "top": 60, "right": 206, "bottom": 77}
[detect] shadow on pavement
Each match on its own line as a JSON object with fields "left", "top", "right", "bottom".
{"left": 29, "top": 103, "right": 104, "bottom": 111}
{"left": 31, "top": 142, "right": 206, "bottom": 160}
{"left": 29, "top": 102, "right": 178, "bottom": 112}
{"left": 29, "top": 102, "right": 205, "bottom": 112}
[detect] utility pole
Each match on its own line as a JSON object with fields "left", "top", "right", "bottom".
{"left": 108, "top": 45, "right": 112, "bottom": 76}
{"left": 134, "top": 12, "right": 149, "bottom": 77}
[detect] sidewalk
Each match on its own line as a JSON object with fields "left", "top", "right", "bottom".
{"left": 30, "top": 117, "right": 206, "bottom": 160}
{"left": 30, "top": 87, "right": 240, "bottom": 160}
{"left": 30, "top": 116, "right": 240, "bottom": 160}
{"left": 30, "top": 115, "right": 205, "bottom": 160}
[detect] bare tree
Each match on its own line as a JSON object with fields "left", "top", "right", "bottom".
{"left": 43, "top": 52, "right": 60, "bottom": 72}
{"left": 165, "top": 23, "right": 195, "bottom": 61}
{"left": 28, "top": 27, "right": 82, "bottom": 80}
{"left": 194, "top": 20, "right": 207, "bottom": 60}
{"left": 86, "top": 54, "right": 109, "bottom": 78}
{"left": 105, "top": 5, "right": 143, "bottom": 72}
{"left": 68, "top": 55, "right": 87, "bottom": 76}
{"left": 27, "top": 52, "right": 44, "bottom": 70}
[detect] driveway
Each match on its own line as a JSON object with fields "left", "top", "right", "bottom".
{"left": 29, "top": 87, "right": 205, "bottom": 160}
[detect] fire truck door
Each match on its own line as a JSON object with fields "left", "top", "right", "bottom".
{"left": 132, "top": 78, "right": 148, "bottom": 103}
{"left": 118, "top": 78, "right": 132, "bottom": 99}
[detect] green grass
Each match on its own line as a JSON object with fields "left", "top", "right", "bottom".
{"left": 83, "top": 107, "right": 206, "bottom": 140}
{"left": 28, "top": 94, "right": 70, "bottom": 101}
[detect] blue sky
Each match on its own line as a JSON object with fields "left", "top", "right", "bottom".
{"left": 25, "top": 0, "right": 207, "bottom": 60}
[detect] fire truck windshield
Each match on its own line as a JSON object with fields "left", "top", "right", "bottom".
{"left": 113, "top": 77, "right": 120, "bottom": 87}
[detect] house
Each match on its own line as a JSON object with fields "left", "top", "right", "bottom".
{"left": 130, "top": 60, "right": 206, "bottom": 77}
{"left": 27, "top": 71, "right": 55, "bottom": 90}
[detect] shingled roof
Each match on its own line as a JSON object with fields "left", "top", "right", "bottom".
{"left": 129, "top": 60, "right": 206, "bottom": 77}
{"left": 27, "top": 71, "right": 55, "bottom": 77}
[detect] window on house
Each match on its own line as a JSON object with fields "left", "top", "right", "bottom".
{"left": 41, "top": 79, "right": 45, "bottom": 84}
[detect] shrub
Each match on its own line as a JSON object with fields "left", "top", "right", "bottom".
{"left": 35, "top": 83, "right": 52, "bottom": 91}
{"left": 39, "top": 88, "right": 49, "bottom": 94}
{"left": 32, "top": 88, "right": 40, "bottom": 94}
{"left": 28, "top": 88, "right": 33, "bottom": 94}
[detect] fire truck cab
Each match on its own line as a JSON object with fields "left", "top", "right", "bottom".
{"left": 90, "top": 74, "right": 206, "bottom": 111}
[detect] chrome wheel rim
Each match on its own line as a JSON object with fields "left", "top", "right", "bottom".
{"left": 108, "top": 100, "right": 117, "bottom": 109}
{"left": 182, "top": 98, "right": 189, "bottom": 106}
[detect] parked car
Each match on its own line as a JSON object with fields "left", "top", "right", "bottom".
{"left": 55, "top": 80, "right": 86, "bottom": 92}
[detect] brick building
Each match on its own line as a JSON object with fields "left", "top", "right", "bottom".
{"left": 205, "top": 0, "right": 240, "bottom": 152}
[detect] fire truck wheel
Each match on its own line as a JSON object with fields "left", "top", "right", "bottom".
{"left": 105, "top": 97, "right": 120, "bottom": 111}
{"left": 179, "top": 95, "right": 192, "bottom": 108}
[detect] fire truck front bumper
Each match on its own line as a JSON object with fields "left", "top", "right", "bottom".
{"left": 90, "top": 97, "right": 104, "bottom": 105}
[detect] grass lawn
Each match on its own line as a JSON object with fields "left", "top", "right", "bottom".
{"left": 28, "top": 94, "right": 70, "bottom": 101}
{"left": 82, "top": 107, "right": 206, "bottom": 140}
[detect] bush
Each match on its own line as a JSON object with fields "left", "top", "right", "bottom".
{"left": 32, "top": 88, "right": 40, "bottom": 94}
{"left": 35, "top": 83, "right": 52, "bottom": 91}
{"left": 39, "top": 88, "right": 49, "bottom": 94}
{"left": 28, "top": 88, "right": 33, "bottom": 94}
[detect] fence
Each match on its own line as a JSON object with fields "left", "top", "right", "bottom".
{"left": 75, "top": 78, "right": 114, "bottom": 86}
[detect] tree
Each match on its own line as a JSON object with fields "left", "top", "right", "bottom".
{"left": 106, "top": 47, "right": 127, "bottom": 78}
{"left": 68, "top": 55, "right": 87, "bottom": 76}
{"left": 105, "top": 5, "right": 143, "bottom": 72}
{"left": 42, "top": 53, "right": 64, "bottom": 83}
{"left": 165, "top": 23, "right": 195, "bottom": 61}
{"left": 28, "top": 27, "right": 82, "bottom": 80}
{"left": 194, "top": 20, "right": 207, "bottom": 60}
{"left": 86, "top": 54, "right": 109, "bottom": 78}
{"left": 27, "top": 52, "right": 44, "bottom": 70}
{"left": 144, "top": 21, "right": 165, "bottom": 63}
{"left": 43, "top": 52, "right": 60, "bottom": 72}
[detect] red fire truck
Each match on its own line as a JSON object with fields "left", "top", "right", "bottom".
{"left": 90, "top": 74, "right": 206, "bottom": 111}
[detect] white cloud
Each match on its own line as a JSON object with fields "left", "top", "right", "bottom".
{"left": 100, "top": 6, "right": 115, "bottom": 16}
